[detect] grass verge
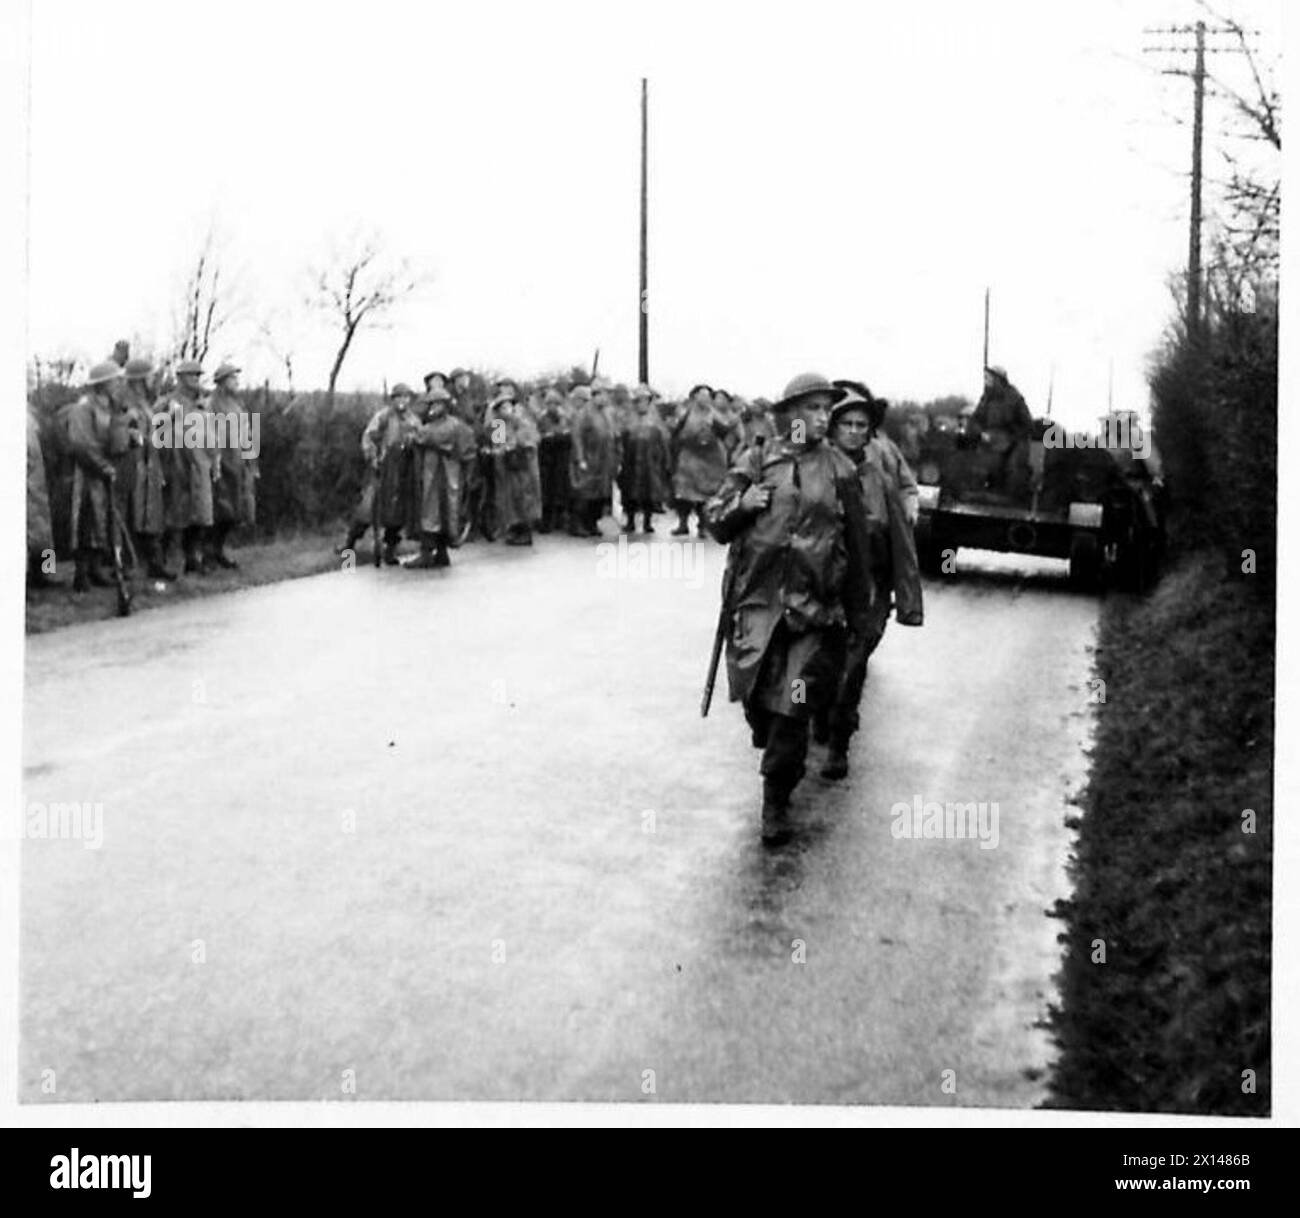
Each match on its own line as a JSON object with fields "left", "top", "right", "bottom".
{"left": 25, "top": 529, "right": 346, "bottom": 634}
{"left": 1043, "top": 555, "right": 1273, "bottom": 1114}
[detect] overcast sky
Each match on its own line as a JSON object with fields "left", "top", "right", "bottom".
{"left": 18, "top": 0, "right": 1284, "bottom": 427}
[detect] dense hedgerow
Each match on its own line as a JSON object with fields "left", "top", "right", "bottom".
{"left": 1045, "top": 292, "right": 1276, "bottom": 1114}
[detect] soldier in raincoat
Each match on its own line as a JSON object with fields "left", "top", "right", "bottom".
{"left": 337, "top": 383, "right": 419, "bottom": 564}
{"left": 485, "top": 378, "right": 542, "bottom": 546}
{"left": 967, "top": 364, "right": 1033, "bottom": 492}
{"left": 118, "top": 358, "right": 174, "bottom": 579}
{"left": 814, "top": 380, "right": 924, "bottom": 779}
{"left": 671, "top": 384, "right": 730, "bottom": 536}
{"left": 704, "top": 373, "right": 874, "bottom": 844}
{"left": 568, "top": 383, "right": 620, "bottom": 537}
{"left": 406, "top": 386, "right": 476, "bottom": 567}
{"left": 617, "top": 384, "right": 671, "bottom": 533}
{"left": 158, "top": 359, "right": 221, "bottom": 574}
{"left": 64, "top": 361, "right": 128, "bottom": 591}
{"left": 535, "top": 387, "right": 572, "bottom": 534}
{"left": 713, "top": 387, "right": 745, "bottom": 460}
{"left": 27, "top": 405, "right": 56, "bottom": 588}
{"left": 737, "top": 397, "right": 775, "bottom": 450}
{"left": 208, "top": 362, "right": 258, "bottom": 569}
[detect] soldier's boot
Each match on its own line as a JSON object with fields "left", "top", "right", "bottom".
{"left": 432, "top": 534, "right": 452, "bottom": 568}
{"left": 404, "top": 533, "right": 439, "bottom": 569}
{"left": 160, "top": 532, "right": 180, "bottom": 573}
{"left": 820, "top": 745, "right": 849, "bottom": 781}
{"left": 27, "top": 552, "right": 59, "bottom": 589}
{"left": 760, "top": 779, "right": 793, "bottom": 848}
{"left": 334, "top": 525, "right": 365, "bottom": 557}
{"left": 505, "top": 523, "right": 533, "bottom": 546}
{"left": 144, "top": 537, "right": 178, "bottom": 581}
{"left": 86, "top": 551, "right": 112, "bottom": 588}
{"left": 642, "top": 512, "right": 654, "bottom": 534}
{"left": 183, "top": 527, "right": 208, "bottom": 575}
{"left": 210, "top": 523, "right": 239, "bottom": 570}
{"left": 381, "top": 529, "right": 401, "bottom": 566}
{"left": 811, "top": 712, "right": 830, "bottom": 747}
{"left": 671, "top": 505, "right": 690, "bottom": 536}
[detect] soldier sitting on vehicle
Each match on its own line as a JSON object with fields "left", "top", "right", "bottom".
{"left": 964, "top": 365, "right": 1033, "bottom": 494}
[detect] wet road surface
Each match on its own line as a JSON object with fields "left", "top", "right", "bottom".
{"left": 21, "top": 526, "right": 1096, "bottom": 1105}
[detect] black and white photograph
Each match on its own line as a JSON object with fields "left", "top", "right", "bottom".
{"left": 2, "top": 0, "right": 1292, "bottom": 1155}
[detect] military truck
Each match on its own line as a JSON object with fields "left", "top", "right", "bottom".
{"left": 910, "top": 414, "right": 1165, "bottom": 592}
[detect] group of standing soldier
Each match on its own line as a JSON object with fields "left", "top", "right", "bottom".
{"left": 336, "top": 372, "right": 794, "bottom": 566}
{"left": 27, "top": 352, "right": 258, "bottom": 593}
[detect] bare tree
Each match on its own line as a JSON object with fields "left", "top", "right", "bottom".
{"left": 173, "top": 225, "right": 241, "bottom": 367}
{"left": 255, "top": 310, "right": 300, "bottom": 394}
{"left": 1197, "top": 1, "right": 1280, "bottom": 290}
{"left": 311, "top": 230, "right": 426, "bottom": 406}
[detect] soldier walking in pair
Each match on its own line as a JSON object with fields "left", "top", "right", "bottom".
{"left": 704, "top": 373, "right": 874, "bottom": 845}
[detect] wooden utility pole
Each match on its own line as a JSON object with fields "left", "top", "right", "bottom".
{"left": 1144, "top": 20, "right": 1255, "bottom": 338}
{"left": 1188, "top": 21, "right": 1206, "bottom": 334}
{"left": 982, "top": 287, "right": 990, "bottom": 373}
{"left": 638, "top": 78, "right": 649, "bottom": 386}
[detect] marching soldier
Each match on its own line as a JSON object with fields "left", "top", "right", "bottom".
{"left": 671, "top": 384, "right": 730, "bottom": 536}
{"left": 209, "top": 362, "right": 257, "bottom": 569}
{"left": 337, "top": 383, "right": 419, "bottom": 564}
{"left": 815, "top": 380, "right": 924, "bottom": 779}
{"left": 64, "top": 361, "right": 128, "bottom": 592}
{"left": 703, "top": 373, "right": 874, "bottom": 845}
{"left": 617, "top": 384, "right": 671, "bottom": 533}
{"left": 120, "top": 358, "right": 174, "bottom": 579}
{"left": 406, "top": 386, "right": 476, "bottom": 567}
{"left": 158, "top": 359, "right": 221, "bottom": 575}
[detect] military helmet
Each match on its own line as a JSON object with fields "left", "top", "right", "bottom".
{"left": 124, "top": 357, "right": 153, "bottom": 380}
{"left": 389, "top": 382, "right": 415, "bottom": 399}
{"left": 773, "top": 372, "right": 845, "bottom": 413}
{"left": 175, "top": 359, "right": 203, "bottom": 377}
{"left": 423, "top": 387, "right": 453, "bottom": 404}
{"left": 213, "top": 361, "right": 241, "bottom": 383}
{"left": 688, "top": 383, "right": 714, "bottom": 400}
{"left": 570, "top": 385, "right": 593, "bottom": 403}
{"left": 986, "top": 365, "right": 1009, "bottom": 382}
{"left": 423, "top": 369, "right": 448, "bottom": 388}
{"left": 86, "top": 361, "right": 123, "bottom": 387}
{"left": 830, "top": 378, "right": 888, "bottom": 429}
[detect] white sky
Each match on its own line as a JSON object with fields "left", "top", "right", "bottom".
{"left": 18, "top": 0, "right": 1285, "bottom": 428}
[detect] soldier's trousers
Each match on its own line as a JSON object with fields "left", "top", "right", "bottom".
{"left": 744, "top": 704, "right": 810, "bottom": 798}
{"left": 819, "top": 573, "right": 892, "bottom": 751}
{"left": 744, "top": 620, "right": 842, "bottom": 797}
{"left": 538, "top": 436, "right": 571, "bottom": 530}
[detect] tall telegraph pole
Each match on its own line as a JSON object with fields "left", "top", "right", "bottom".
{"left": 1144, "top": 20, "right": 1254, "bottom": 338}
{"left": 638, "top": 78, "right": 649, "bottom": 386}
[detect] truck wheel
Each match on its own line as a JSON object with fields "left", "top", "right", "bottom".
{"left": 1068, "top": 531, "right": 1100, "bottom": 592}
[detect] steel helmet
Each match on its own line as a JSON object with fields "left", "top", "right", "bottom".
{"left": 773, "top": 372, "right": 845, "bottom": 413}
{"left": 86, "top": 361, "right": 123, "bottom": 387}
